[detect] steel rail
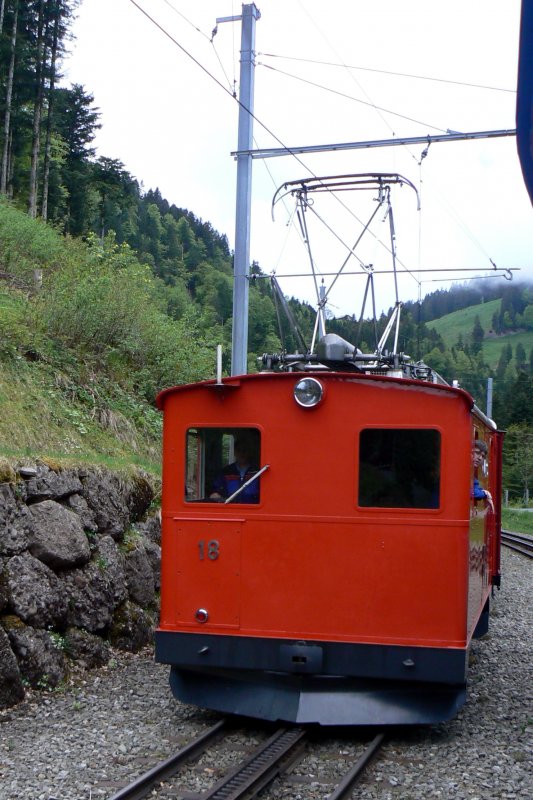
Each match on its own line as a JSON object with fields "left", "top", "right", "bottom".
{"left": 199, "top": 726, "right": 307, "bottom": 799}
{"left": 107, "top": 722, "right": 386, "bottom": 800}
{"left": 326, "top": 733, "right": 386, "bottom": 800}
{"left": 106, "top": 719, "right": 227, "bottom": 800}
{"left": 501, "top": 529, "right": 533, "bottom": 559}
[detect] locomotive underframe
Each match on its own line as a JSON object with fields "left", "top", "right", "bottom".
{"left": 156, "top": 630, "right": 468, "bottom": 725}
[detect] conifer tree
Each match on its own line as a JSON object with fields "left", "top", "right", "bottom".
{"left": 515, "top": 342, "right": 527, "bottom": 372}
{"left": 1, "top": 0, "right": 19, "bottom": 195}
{"left": 470, "top": 315, "right": 484, "bottom": 355}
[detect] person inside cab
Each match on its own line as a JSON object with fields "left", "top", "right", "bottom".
{"left": 210, "top": 436, "right": 260, "bottom": 503}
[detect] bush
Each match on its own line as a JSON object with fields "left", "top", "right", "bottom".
{"left": 0, "top": 198, "right": 71, "bottom": 283}
{"left": 34, "top": 234, "right": 217, "bottom": 400}
{"left": 0, "top": 291, "right": 41, "bottom": 357}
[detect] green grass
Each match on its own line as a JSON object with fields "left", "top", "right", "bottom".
{"left": 426, "top": 299, "right": 501, "bottom": 347}
{"left": 482, "top": 330, "right": 533, "bottom": 369}
{"left": 426, "top": 299, "right": 533, "bottom": 369}
{"left": 0, "top": 358, "right": 162, "bottom": 475}
{"left": 501, "top": 507, "right": 533, "bottom": 535}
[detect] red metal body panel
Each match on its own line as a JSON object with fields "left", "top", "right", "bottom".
{"left": 158, "top": 372, "right": 497, "bottom": 654}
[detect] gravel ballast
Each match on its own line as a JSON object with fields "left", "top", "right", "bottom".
{"left": 0, "top": 549, "right": 531, "bottom": 800}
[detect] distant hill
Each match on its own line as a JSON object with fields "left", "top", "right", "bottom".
{"left": 426, "top": 298, "right": 501, "bottom": 346}
{"left": 425, "top": 293, "right": 533, "bottom": 369}
{"left": 482, "top": 331, "right": 533, "bottom": 370}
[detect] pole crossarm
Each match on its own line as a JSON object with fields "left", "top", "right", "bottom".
{"left": 232, "top": 129, "right": 517, "bottom": 159}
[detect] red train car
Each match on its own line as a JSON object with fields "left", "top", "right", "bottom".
{"left": 155, "top": 358, "right": 503, "bottom": 725}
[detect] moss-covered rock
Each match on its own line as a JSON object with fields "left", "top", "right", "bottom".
{"left": 109, "top": 600, "right": 153, "bottom": 652}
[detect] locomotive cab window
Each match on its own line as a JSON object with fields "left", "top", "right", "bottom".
{"left": 185, "top": 427, "right": 261, "bottom": 504}
{"left": 359, "top": 428, "right": 440, "bottom": 509}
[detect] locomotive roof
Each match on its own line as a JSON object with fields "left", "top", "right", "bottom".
{"left": 155, "top": 371, "right": 496, "bottom": 430}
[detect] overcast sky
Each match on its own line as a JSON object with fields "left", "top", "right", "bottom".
{"left": 62, "top": 0, "right": 533, "bottom": 316}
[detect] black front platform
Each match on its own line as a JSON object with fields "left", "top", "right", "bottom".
{"left": 156, "top": 631, "right": 468, "bottom": 726}
{"left": 169, "top": 666, "right": 466, "bottom": 726}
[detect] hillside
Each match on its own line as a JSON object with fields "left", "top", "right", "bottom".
{"left": 426, "top": 299, "right": 501, "bottom": 346}
{"left": 0, "top": 354, "right": 162, "bottom": 472}
{"left": 482, "top": 331, "right": 533, "bottom": 370}
{"left": 426, "top": 298, "right": 533, "bottom": 368}
{"left": 0, "top": 202, "right": 222, "bottom": 474}
{"left": 425, "top": 294, "right": 533, "bottom": 370}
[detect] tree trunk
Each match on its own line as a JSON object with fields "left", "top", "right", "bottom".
{"left": 28, "top": 0, "right": 46, "bottom": 218}
{"left": 1, "top": 0, "right": 18, "bottom": 196}
{"left": 41, "top": 3, "right": 61, "bottom": 221}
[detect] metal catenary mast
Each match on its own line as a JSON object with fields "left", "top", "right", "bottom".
{"left": 226, "top": 3, "right": 260, "bottom": 376}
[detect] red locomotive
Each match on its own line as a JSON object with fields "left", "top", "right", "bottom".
{"left": 155, "top": 342, "right": 502, "bottom": 725}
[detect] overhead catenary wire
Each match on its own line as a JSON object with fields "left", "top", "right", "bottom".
{"left": 158, "top": 0, "right": 236, "bottom": 93}
{"left": 293, "top": 0, "right": 405, "bottom": 145}
{"left": 259, "top": 52, "right": 516, "bottom": 94}
{"left": 290, "top": 0, "right": 423, "bottom": 174}
{"left": 130, "top": 1, "right": 369, "bottom": 297}
{"left": 266, "top": 1, "right": 417, "bottom": 289}
{"left": 257, "top": 8, "right": 514, "bottom": 288}
{"left": 258, "top": 62, "right": 449, "bottom": 134}
{"left": 158, "top": 0, "right": 212, "bottom": 40}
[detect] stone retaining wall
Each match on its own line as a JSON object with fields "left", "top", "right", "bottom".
{"left": 0, "top": 461, "right": 161, "bottom": 709}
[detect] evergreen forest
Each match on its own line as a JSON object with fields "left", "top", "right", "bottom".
{"left": 0, "top": 0, "right": 532, "bottom": 502}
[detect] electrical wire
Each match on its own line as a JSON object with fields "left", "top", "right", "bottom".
{"left": 286, "top": 0, "right": 507, "bottom": 294}
{"left": 294, "top": 0, "right": 399, "bottom": 141}
{"left": 259, "top": 52, "right": 516, "bottom": 94}
{"left": 261, "top": 61, "right": 451, "bottom": 137}
{"left": 293, "top": 0, "right": 424, "bottom": 245}
{"left": 158, "top": 0, "right": 212, "bottom": 41}
{"left": 293, "top": 0, "right": 432, "bottom": 180}
{"left": 259, "top": 63, "right": 448, "bottom": 134}
{"left": 158, "top": 0, "right": 235, "bottom": 94}
{"left": 129, "top": 0, "right": 361, "bottom": 293}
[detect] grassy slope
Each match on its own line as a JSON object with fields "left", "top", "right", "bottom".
{"left": 426, "top": 299, "right": 500, "bottom": 345}
{"left": 0, "top": 357, "right": 162, "bottom": 473}
{"left": 482, "top": 331, "right": 533, "bottom": 369}
{"left": 426, "top": 298, "right": 533, "bottom": 368}
{"left": 0, "top": 202, "right": 169, "bottom": 476}
{"left": 0, "top": 283, "right": 162, "bottom": 474}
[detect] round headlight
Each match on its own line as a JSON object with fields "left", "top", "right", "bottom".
{"left": 294, "top": 377, "right": 324, "bottom": 408}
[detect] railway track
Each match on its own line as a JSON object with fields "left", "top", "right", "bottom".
{"left": 107, "top": 720, "right": 385, "bottom": 800}
{"left": 501, "top": 529, "right": 533, "bottom": 558}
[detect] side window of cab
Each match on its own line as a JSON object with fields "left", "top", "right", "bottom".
{"left": 358, "top": 428, "right": 441, "bottom": 509}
